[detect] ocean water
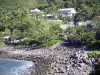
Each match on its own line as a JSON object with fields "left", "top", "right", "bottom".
{"left": 0, "top": 59, "right": 35, "bottom": 75}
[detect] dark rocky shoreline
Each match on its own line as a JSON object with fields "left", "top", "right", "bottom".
{"left": 0, "top": 42, "right": 93, "bottom": 75}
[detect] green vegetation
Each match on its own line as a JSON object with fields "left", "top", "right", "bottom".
{"left": 0, "top": 33, "right": 4, "bottom": 45}
{"left": 92, "top": 63, "right": 100, "bottom": 75}
{"left": 65, "top": 18, "right": 100, "bottom": 48}
{"left": 20, "top": 39, "right": 31, "bottom": 46}
{"left": 89, "top": 51, "right": 100, "bottom": 75}
{"left": 0, "top": 0, "right": 37, "bottom": 10}
{"left": 66, "top": 18, "right": 100, "bottom": 75}
{"left": 0, "top": 0, "right": 100, "bottom": 46}
{"left": 88, "top": 51, "right": 100, "bottom": 58}
{"left": 67, "top": 26, "right": 95, "bottom": 44}
{"left": 87, "top": 40, "right": 100, "bottom": 50}
{"left": 36, "top": 0, "right": 100, "bottom": 21}
{"left": 41, "top": 39, "right": 63, "bottom": 47}
{"left": 20, "top": 39, "right": 41, "bottom": 46}
{"left": 0, "top": 0, "right": 100, "bottom": 75}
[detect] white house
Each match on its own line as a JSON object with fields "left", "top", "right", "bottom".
{"left": 59, "top": 8, "right": 76, "bottom": 17}
{"left": 3, "top": 36, "right": 11, "bottom": 44}
{"left": 45, "top": 14, "right": 58, "bottom": 20}
{"left": 30, "top": 8, "right": 44, "bottom": 16}
{"left": 45, "top": 14, "right": 63, "bottom": 22}
{"left": 30, "top": 8, "right": 42, "bottom": 13}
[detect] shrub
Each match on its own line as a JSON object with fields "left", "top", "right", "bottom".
{"left": 89, "top": 54, "right": 100, "bottom": 75}
{"left": 93, "top": 63, "right": 100, "bottom": 75}
{"left": 28, "top": 40, "right": 41, "bottom": 45}
{"left": 41, "top": 39, "right": 63, "bottom": 47}
{"left": 11, "top": 29, "right": 22, "bottom": 40}
{"left": 90, "top": 63, "right": 100, "bottom": 75}
{"left": 0, "top": 32, "right": 5, "bottom": 46}
{"left": 26, "top": 20, "right": 63, "bottom": 43}
{"left": 92, "top": 19, "right": 100, "bottom": 40}
{"left": 20, "top": 39, "right": 30, "bottom": 45}
{"left": 20, "top": 39, "right": 41, "bottom": 46}
{"left": 92, "top": 19, "right": 100, "bottom": 26}
{"left": 86, "top": 40, "right": 100, "bottom": 50}
{"left": 88, "top": 51, "right": 100, "bottom": 58}
{"left": 65, "top": 26, "right": 95, "bottom": 44}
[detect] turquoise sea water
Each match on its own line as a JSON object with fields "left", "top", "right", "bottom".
{"left": 0, "top": 59, "right": 35, "bottom": 75}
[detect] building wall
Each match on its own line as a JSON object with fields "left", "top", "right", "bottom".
{"left": 59, "top": 8, "right": 76, "bottom": 17}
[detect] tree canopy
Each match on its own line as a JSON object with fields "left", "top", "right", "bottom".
{"left": 0, "top": 0, "right": 100, "bottom": 44}
{"left": 0, "top": 0, "right": 37, "bottom": 10}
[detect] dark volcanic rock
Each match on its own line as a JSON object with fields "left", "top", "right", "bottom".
{"left": 0, "top": 43, "right": 92, "bottom": 75}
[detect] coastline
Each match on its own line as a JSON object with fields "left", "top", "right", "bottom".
{"left": 0, "top": 43, "right": 92, "bottom": 75}
{"left": 0, "top": 46, "right": 54, "bottom": 75}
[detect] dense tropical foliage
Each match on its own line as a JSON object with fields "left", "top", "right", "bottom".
{"left": 0, "top": 0, "right": 100, "bottom": 75}
{"left": 0, "top": 0, "right": 100, "bottom": 45}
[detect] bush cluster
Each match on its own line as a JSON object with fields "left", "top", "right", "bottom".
{"left": 20, "top": 39, "right": 41, "bottom": 46}
{"left": 65, "top": 25, "right": 95, "bottom": 44}
{"left": 65, "top": 19, "right": 100, "bottom": 48}
{"left": 89, "top": 52, "right": 100, "bottom": 75}
{"left": 86, "top": 40, "right": 100, "bottom": 50}
{"left": 41, "top": 39, "right": 63, "bottom": 47}
{"left": 88, "top": 51, "right": 100, "bottom": 58}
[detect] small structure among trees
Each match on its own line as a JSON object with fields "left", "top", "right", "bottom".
{"left": 30, "top": 8, "right": 42, "bottom": 13}
{"left": 3, "top": 36, "right": 11, "bottom": 44}
{"left": 58, "top": 8, "right": 76, "bottom": 17}
{"left": 45, "top": 14, "right": 58, "bottom": 20}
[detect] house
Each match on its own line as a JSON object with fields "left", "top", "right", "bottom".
{"left": 30, "top": 8, "right": 45, "bottom": 19}
{"left": 3, "top": 36, "right": 11, "bottom": 44}
{"left": 30, "top": 8, "right": 43, "bottom": 16}
{"left": 30, "top": 8, "right": 42, "bottom": 13}
{"left": 45, "top": 14, "right": 63, "bottom": 22}
{"left": 58, "top": 8, "right": 76, "bottom": 17}
{"left": 45, "top": 14, "right": 58, "bottom": 20}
